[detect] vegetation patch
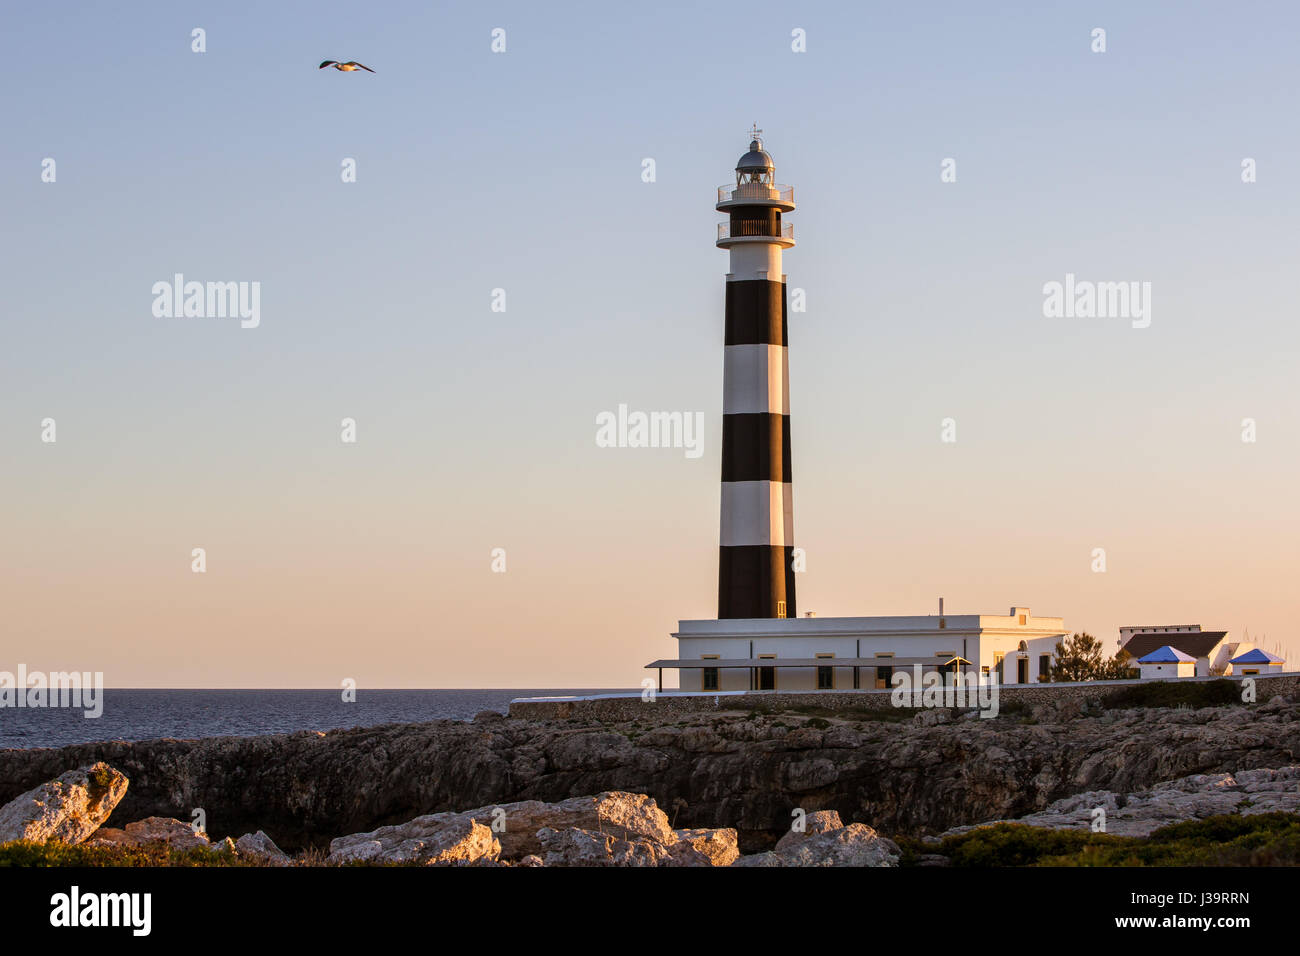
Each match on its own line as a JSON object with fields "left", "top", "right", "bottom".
{"left": 1102, "top": 679, "right": 1240, "bottom": 711}
{"left": 896, "top": 813, "right": 1300, "bottom": 867}
{"left": 0, "top": 840, "right": 259, "bottom": 868}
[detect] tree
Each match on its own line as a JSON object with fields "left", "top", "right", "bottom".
{"left": 1048, "top": 633, "right": 1134, "bottom": 682}
{"left": 1099, "top": 646, "right": 1137, "bottom": 681}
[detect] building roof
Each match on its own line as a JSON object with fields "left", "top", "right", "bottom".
{"left": 1137, "top": 645, "right": 1198, "bottom": 664}
{"left": 1229, "top": 648, "right": 1285, "bottom": 664}
{"left": 1123, "top": 631, "right": 1227, "bottom": 660}
{"left": 736, "top": 138, "right": 774, "bottom": 171}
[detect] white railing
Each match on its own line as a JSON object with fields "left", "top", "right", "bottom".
{"left": 717, "top": 221, "right": 794, "bottom": 241}
{"left": 717, "top": 183, "right": 794, "bottom": 204}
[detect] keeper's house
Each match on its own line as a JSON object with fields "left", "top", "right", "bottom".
{"left": 648, "top": 605, "right": 1068, "bottom": 692}
{"left": 1118, "top": 624, "right": 1274, "bottom": 677}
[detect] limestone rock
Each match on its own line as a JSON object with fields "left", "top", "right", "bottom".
{"left": 774, "top": 809, "right": 843, "bottom": 852}
{"left": 945, "top": 764, "right": 1300, "bottom": 838}
{"left": 82, "top": 827, "right": 133, "bottom": 848}
{"left": 3, "top": 696, "right": 1297, "bottom": 849}
{"left": 123, "top": 816, "right": 211, "bottom": 850}
{"left": 664, "top": 827, "right": 739, "bottom": 867}
{"left": 776, "top": 824, "right": 900, "bottom": 867}
{"left": 732, "top": 851, "right": 782, "bottom": 867}
{"left": 235, "top": 829, "right": 290, "bottom": 865}
{"left": 537, "top": 826, "right": 666, "bottom": 867}
{"left": 0, "top": 762, "right": 128, "bottom": 845}
{"left": 738, "top": 823, "right": 899, "bottom": 867}
{"left": 456, "top": 791, "right": 675, "bottom": 860}
{"left": 329, "top": 815, "right": 500, "bottom": 865}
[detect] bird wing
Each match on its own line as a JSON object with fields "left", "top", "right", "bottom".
{"left": 345, "top": 62, "right": 375, "bottom": 72}
{"left": 319, "top": 60, "right": 339, "bottom": 69}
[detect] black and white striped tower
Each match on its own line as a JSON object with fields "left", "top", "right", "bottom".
{"left": 716, "top": 126, "right": 796, "bottom": 619}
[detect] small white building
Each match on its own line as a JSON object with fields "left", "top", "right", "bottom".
{"left": 1228, "top": 648, "right": 1286, "bottom": 675}
{"left": 648, "top": 605, "right": 1068, "bottom": 692}
{"left": 1136, "top": 645, "right": 1198, "bottom": 679}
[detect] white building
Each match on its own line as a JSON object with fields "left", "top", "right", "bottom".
{"left": 1228, "top": 648, "right": 1286, "bottom": 675}
{"left": 1118, "top": 625, "right": 1249, "bottom": 677}
{"left": 648, "top": 605, "right": 1068, "bottom": 692}
{"left": 1136, "top": 645, "right": 1198, "bottom": 679}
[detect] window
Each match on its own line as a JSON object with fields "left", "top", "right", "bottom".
{"left": 994, "top": 653, "right": 1005, "bottom": 681}
{"left": 776, "top": 600, "right": 787, "bottom": 619}
{"left": 816, "top": 653, "right": 834, "bottom": 690}
{"left": 1018, "top": 614, "right": 1027, "bottom": 625}
{"left": 873, "top": 653, "right": 894, "bottom": 690}
{"left": 701, "top": 655, "right": 719, "bottom": 691}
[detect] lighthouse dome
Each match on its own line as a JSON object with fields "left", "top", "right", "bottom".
{"left": 736, "top": 138, "right": 774, "bottom": 174}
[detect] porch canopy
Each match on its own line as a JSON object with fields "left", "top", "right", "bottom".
{"left": 645, "top": 656, "right": 971, "bottom": 669}
{"left": 644, "top": 656, "right": 974, "bottom": 692}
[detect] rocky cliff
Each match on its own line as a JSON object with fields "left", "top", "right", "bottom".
{"left": 2, "top": 696, "right": 1297, "bottom": 852}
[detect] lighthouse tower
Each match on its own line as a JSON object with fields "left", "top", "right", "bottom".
{"left": 716, "top": 127, "right": 796, "bottom": 620}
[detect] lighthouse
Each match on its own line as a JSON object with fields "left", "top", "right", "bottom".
{"left": 716, "top": 127, "right": 796, "bottom": 620}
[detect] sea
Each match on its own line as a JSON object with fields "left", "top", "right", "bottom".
{"left": 0, "top": 689, "right": 633, "bottom": 751}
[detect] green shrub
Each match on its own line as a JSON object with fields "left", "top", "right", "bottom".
{"left": 0, "top": 840, "right": 258, "bottom": 868}
{"left": 901, "top": 813, "right": 1300, "bottom": 867}
{"left": 1102, "top": 679, "right": 1240, "bottom": 710}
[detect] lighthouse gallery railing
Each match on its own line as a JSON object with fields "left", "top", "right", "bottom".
{"left": 717, "top": 183, "right": 795, "bottom": 204}
{"left": 717, "top": 221, "right": 794, "bottom": 241}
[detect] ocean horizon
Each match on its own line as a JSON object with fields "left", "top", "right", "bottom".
{"left": 0, "top": 689, "right": 635, "bottom": 751}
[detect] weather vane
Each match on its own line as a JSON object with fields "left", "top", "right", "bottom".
{"left": 748, "top": 122, "right": 763, "bottom": 143}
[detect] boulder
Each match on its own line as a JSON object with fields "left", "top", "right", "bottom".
{"left": 732, "top": 851, "right": 782, "bottom": 867}
{"left": 536, "top": 826, "right": 666, "bottom": 867}
{"left": 0, "top": 762, "right": 128, "bottom": 845}
{"left": 454, "top": 791, "right": 675, "bottom": 860}
{"left": 329, "top": 815, "right": 500, "bottom": 865}
{"left": 664, "top": 827, "right": 739, "bottom": 867}
{"left": 738, "top": 824, "right": 900, "bottom": 867}
{"left": 235, "top": 829, "right": 291, "bottom": 865}
{"left": 82, "top": 827, "right": 133, "bottom": 848}
{"left": 774, "top": 809, "right": 843, "bottom": 852}
{"left": 123, "top": 816, "right": 211, "bottom": 850}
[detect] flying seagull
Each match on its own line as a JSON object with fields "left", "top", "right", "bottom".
{"left": 319, "top": 60, "right": 374, "bottom": 72}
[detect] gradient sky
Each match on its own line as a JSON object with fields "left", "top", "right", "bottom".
{"left": 3, "top": 1, "right": 1297, "bottom": 688}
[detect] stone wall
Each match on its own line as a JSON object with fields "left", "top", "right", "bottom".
{"left": 507, "top": 673, "right": 1300, "bottom": 722}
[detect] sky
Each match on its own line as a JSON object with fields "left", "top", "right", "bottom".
{"left": 2, "top": 1, "right": 1298, "bottom": 688}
